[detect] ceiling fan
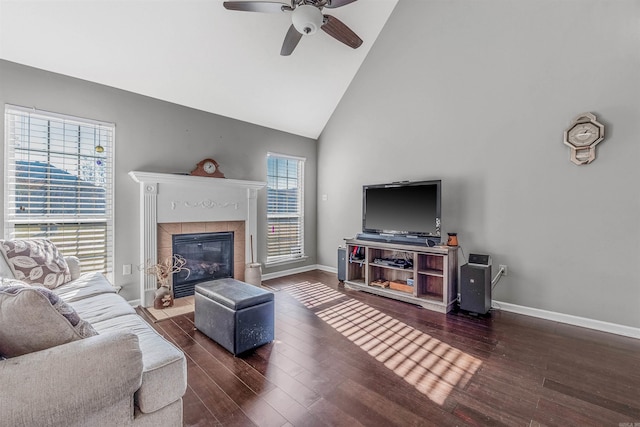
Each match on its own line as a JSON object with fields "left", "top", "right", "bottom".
{"left": 222, "top": 0, "right": 363, "bottom": 56}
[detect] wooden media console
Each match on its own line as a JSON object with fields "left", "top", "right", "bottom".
{"left": 344, "top": 239, "right": 458, "bottom": 313}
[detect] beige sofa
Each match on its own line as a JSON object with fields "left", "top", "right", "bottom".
{"left": 0, "top": 243, "right": 186, "bottom": 426}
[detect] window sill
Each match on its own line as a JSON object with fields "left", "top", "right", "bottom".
{"left": 264, "top": 256, "right": 309, "bottom": 268}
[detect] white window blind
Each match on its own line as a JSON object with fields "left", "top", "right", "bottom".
{"left": 4, "top": 105, "right": 114, "bottom": 276}
{"left": 266, "top": 153, "right": 305, "bottom": 264}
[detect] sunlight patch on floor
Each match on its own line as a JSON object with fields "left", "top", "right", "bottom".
{"left": 284, "top": 281, "right": 345, "bottom": 308}
{"left": 284, "top": 281, "right": 482, "bottom": 405}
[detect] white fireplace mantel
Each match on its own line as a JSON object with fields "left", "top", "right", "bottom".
{"left": 129, "top": 171, "right": 266, "bottom": 306}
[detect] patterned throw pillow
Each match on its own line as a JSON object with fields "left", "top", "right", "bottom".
{"left": 0, "top": 279, "right": 98, "bottom": 358}
{"left": 0, "top": 239, "right": 71, "bottom": 289}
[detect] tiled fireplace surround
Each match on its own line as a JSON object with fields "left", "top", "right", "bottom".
{"left": 129, "top": 171, "right": 266, "bottom": 307}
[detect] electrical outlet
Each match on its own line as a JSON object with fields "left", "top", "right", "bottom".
{"left": 123, "top": 264, "right": 132, "bottom": 275}
{"left": 499, "top": 264, "right": 508, "bottom": 276}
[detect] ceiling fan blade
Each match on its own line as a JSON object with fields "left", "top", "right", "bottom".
{"left": 223, "top": 1, "right": 288, "bottom": 13}
{"left": 281, "top": 25, "right": 303, "bottom": 56}
{"left": 321, "top": 15, "right": 363, "bottom": 49}
{"left": 324, "top": 0, "right": 358, "bottom": 9}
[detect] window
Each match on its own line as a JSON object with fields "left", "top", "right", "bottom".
{"left": 4, "top": 105, "right": 114, "bottom": 277}
{"left": 266, "top": 153, "right": 305, "bottom": 264}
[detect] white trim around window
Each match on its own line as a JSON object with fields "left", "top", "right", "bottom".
{"left": 265, "top": 152, "right": 305, "bottom": 266}
{"left": 4, "top": 105, "right": 115, "bottom": 280}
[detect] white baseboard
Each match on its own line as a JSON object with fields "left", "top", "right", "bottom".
{"left": 127, "top": 299, "right": 141, "bottom": 307}
{"left": 311, "top": 265, "right": 639, "bottom": 340}
{"left": 262, "top": 264, "right": 324, "bottom": 281}
{"left": 493, "top": 300, "right": 640, "bottom": 339}
{"left": 153, "top": 264, "right": 638, "bottom": 340}
{"left": 316, "top": 264, "right": 337, "bottom": 274}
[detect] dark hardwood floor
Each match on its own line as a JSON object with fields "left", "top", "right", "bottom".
{"left": 138, "top": 270, "right": 640, "bottom": 426}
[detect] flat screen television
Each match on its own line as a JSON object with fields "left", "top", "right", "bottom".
{"left": 362, "top": 180, "right": 441, "bottom": 238}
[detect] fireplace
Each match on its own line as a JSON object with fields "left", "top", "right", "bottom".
{"left": 129, "top": 171, "right": 265, "bottom": 307}
{"left": 172, "top": 231, "right": 234, "bottom": 298}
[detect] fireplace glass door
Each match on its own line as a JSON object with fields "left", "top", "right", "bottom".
{"left": 172, "top": 231, "right": 234, "bottom": 298}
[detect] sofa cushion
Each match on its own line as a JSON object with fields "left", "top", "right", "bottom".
{"left": 0, "top": 280, "right": 98, "bottom": 358}
{"left": 92, "top": 314, "right": 187, "bottom": 413}
{"left": 0, "top": 239, "right": 71, "bottom": 288}
{"left": 65, "top": 256, "right": 81, "bottom": 281}
{"left": 0, "top": 250, "right": 15, "bottom": 279}
{"left": 0, "top": 331, "right": 143, "bottom": 427}
{"left": 53, "top": 271, "right": 117, "bottom": 303}
{"left": 69, "top": 292, "right": 136, "bottom": 324}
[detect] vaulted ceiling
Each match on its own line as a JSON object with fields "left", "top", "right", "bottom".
{"left": 0, "top": 0, "right": 398, "bottom": 139}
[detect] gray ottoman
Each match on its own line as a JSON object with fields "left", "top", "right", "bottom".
{"left": 194, "top": 278, "right": 274, "bottom": 356}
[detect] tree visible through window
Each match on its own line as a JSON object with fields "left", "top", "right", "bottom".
{"left": 266, "top": 153, "right": 305, "bottom": 264}
{"left": 4, "top": 106, "right": 114, "bottom": 276}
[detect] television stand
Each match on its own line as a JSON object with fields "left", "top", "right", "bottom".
{"left": 344, "top": 238, "right": 458, "bottom": 313}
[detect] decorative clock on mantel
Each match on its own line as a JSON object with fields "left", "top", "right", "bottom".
{"left": 190, "top": 158, "right": 225, "bottom": 178}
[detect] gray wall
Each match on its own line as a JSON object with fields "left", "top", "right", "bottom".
{"left": 317, "top": 0, "right": 640, "bottom": 328}
{"left": 0, "top": 60, "right": 317, "bottom": 302}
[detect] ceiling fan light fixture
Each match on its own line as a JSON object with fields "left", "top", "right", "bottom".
{"left": 292, "top": 5, "right": 323, "bottom": 35}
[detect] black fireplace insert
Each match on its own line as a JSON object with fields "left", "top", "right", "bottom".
{"left": 172, "top": 231, "right": 234, "bottom": 298}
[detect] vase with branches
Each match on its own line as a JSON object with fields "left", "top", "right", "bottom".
{"left": 145, "top": 255, "right": 190, "bottom": 309}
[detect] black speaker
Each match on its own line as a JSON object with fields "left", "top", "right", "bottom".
{"left": 459, "top": 254, "right": 492, "bottom": 315}
{"left": 337, "top": 247, "right": 346, "bottom": 282}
